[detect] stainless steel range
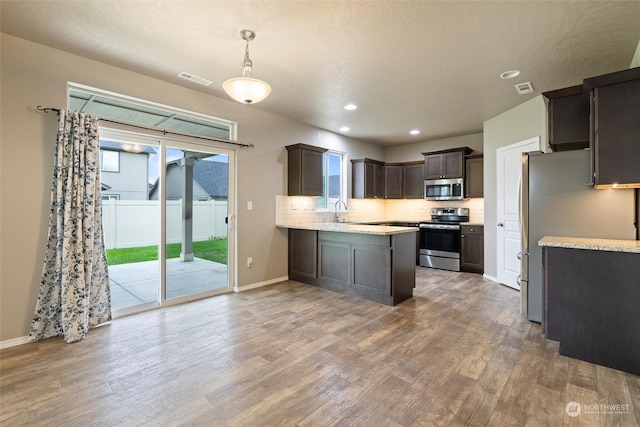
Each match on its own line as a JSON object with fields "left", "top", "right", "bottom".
{"left": 419, "top": 207, "right": 469, "bottom": 271}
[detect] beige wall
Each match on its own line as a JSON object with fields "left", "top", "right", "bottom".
{"left": 482, "top": 96, "right": 547, "bottom": 281}
{"left": 631, "top": 39, "right": 640, "bottom": 67}
{"left": 0, "top": 34, "right": 384, "bottom": 342}
{"left": 384, "top": 133, "right": 483, "bottom": 163}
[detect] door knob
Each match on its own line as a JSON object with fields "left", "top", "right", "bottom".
{"left": 497, "top": 222, "right": 504, "bottom": 227}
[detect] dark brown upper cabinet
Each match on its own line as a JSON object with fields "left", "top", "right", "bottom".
{"left": 465, "top": 154, "right": 484, "bottom": 198}
{"left": 542, "top": 85, "right": 589, "bottom": 152}
{"left": 352, "top": 158, "right": 385, "bottom": 198}
{"left": 360, "top": 160, "right": 424, "bottom": 199}
{"left": 422, "top": 147, "right": 472, "bottom": 180}
{"left": 383, "top": 163, "right": 403, "bottom": 199}
{"left": 402, "top": 161, "right": 425, "bottom": 199}
{"left": 286, "top": 143, "right": 327, "bottom": 196}
{"left": 584, "top": 67, "right": 640, "bottom": 188}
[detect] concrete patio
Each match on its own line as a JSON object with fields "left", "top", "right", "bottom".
{"left": 109, "top": 257, "right": 229, "bottom": 311}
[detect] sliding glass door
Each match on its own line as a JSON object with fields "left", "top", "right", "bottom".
{"left": 101, "top": 137, "right": 161, "bottom": 313}
{"left": 100, "top": 128, "right": 235, "bottom": 316}
{"left": 164, "top": 147, "right": 229, "bottom": 301}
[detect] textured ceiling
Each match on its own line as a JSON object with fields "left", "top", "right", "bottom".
{"left": 2, "top": 1, "right": 639, "bottom": 146}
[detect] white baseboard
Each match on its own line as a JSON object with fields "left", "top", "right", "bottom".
{"left": 234, "top": 275, "right": 289, "bottom": 292}
{"left": 483, "top": 273, "right": 499, "bottom": 283}
{"left": 0, "top": 335, "right": 30, "bottom": 349}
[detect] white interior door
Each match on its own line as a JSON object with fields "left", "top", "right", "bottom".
{"left": 496, "top": 137, "right": 539, "bottom": 289}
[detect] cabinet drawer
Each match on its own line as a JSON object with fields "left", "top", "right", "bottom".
{"left": 461, "top": 225, "right": 483, "bottom": 235}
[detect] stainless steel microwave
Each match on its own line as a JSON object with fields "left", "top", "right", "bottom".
{"left": 424, "top": 178, "right": 464, "bottom": 201}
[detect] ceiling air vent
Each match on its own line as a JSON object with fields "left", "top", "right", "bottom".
{"left": 177, "top": 72, "right": 213, "bottom": 86}
{"left": 515, "top": 81, "right": 534, "bottom": 95}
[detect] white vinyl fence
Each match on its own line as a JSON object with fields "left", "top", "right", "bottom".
{"left": 102, "top": 200, "right": 228, "bottom": 249}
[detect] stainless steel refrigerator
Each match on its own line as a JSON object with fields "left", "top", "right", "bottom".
{"left": 520, "top": 149, "right": 636, "bottom": 322}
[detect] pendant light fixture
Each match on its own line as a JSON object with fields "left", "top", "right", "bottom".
{"left": 223, "top": 30, "right": 272, "bottom": 104}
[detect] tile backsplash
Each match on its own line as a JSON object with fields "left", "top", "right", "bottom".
{"left": 276, "top": 195, "right": 485, "bottom": 225}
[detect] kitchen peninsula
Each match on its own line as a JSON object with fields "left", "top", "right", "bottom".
{"left": 277, "top": 223, "right": 418, "bottom": 306}
{"left": 540, "top": 236, "right": 640, "bottom": 376}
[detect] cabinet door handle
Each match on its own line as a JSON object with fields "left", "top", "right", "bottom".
{"left": 461, "top": 234, "right": 465, "bottom": 238}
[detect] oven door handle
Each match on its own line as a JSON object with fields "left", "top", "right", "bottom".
{"left": 419, "top": 223, "right": 460, "bottom": 230}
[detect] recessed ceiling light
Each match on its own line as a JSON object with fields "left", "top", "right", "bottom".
{"left": 410, "top": 129, "right": 420, "bottom": 135}
{"left": 344, "top": 104, "right": 358, "bottom": 110}
{"left": 340, "top": 126, "right": 350, "bottom": 132}
{"left": 499, "top": 70, "right": 521, "bottom": 79}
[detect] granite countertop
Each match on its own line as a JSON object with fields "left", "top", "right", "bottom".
{"left": 276, "top": 222, "right": 419, "bottom": 236}
{"left": 352, "top": 220, "right": 423, "bottom": 225}
{"left": 538, "top": 236, "right": 640, "bottom": 254}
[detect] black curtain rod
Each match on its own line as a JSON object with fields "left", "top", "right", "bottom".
{"left": 37, "top": 106, "right": 61, "bottom": 113}
{"left": 36, "top": 105, "right": 254, "bottom": 148}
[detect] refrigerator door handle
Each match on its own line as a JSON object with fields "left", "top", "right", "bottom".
{"left": 520, "top": 153, "right": 529, "bottom": 316}
{"left": 520, "top": 278, "right": 528, "bottom": 315}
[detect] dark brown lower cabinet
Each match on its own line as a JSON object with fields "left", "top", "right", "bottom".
{"left": 460, "top": 225, "right": 484, "bottom": 273}
{"left": 288, "top": 229, "right": 415, "bottom": 306}
{"left": 544, "top": 246, "right": 640, "bottom": 376}
{"left": 288, "top": 229, "right": 318, "bottom": 284}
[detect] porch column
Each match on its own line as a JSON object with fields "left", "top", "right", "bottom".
{"left": 180, "top": 157, "right": 194, "bottom": 262}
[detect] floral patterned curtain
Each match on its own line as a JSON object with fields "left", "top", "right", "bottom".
{"left": 30, "top": 110, "right": 111, "bottom": 343}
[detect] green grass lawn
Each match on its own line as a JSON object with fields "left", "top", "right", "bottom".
{"left": 107, "top": 238, "right": 227, "bottom": 265}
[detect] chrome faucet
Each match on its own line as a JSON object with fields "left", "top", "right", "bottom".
{"left": 334, "top": 199, "right": 348, "bottom": 222}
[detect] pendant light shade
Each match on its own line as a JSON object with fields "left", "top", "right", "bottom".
{"left": 223, "top": 77, "right": 271, "bottom": 104}
{"left": 223, "top": 30, "right": 272, "bottom": 104}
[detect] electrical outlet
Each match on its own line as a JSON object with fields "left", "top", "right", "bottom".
{"left": 247, "top": 257, "right": 253, "bottom": 268}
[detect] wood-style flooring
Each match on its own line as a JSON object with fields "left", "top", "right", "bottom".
{"left": 1, "top": 268, "right": 639, "bottom": 426}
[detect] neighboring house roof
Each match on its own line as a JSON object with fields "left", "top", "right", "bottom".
{"left": 148, "top": 159, "right": 229, "bottom": 199}
{"left": 193, "top": 160, "right": 228, "bottom": 198}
